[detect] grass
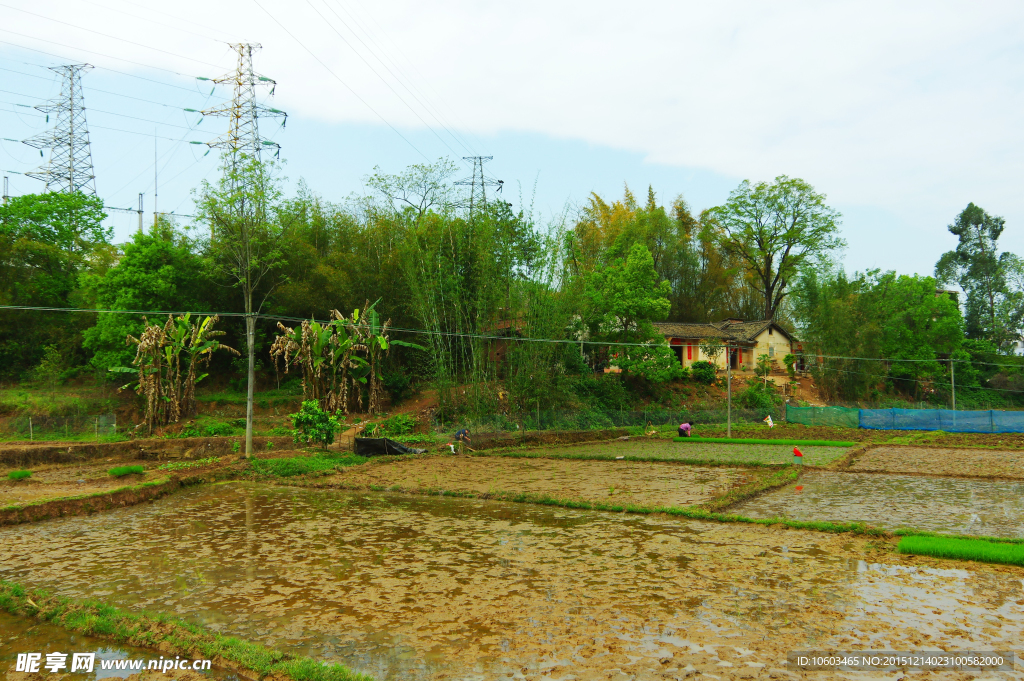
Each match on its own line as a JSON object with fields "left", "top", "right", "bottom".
{"left": 7, "top": 470, "right": 31, "bottom": 480}
{"left": 249, "top": 453, "right": 369, "bottom": 478}
{"left": 897, "top": 535, "right": 1024, "bottom": 566}
{"left": 672, "top": 436, "right": 856, "bottom": 447}
{"left": 157, "top": 457, "right": 222, "bottom": 472}
{"left": 0, "top": 581, "right": 374, "bottom": 681}
{"left": 483, "top": 439, "right": 850, "bottom": 467}
{"left": 108, "top": 465, "right": 145, "bottom": 477}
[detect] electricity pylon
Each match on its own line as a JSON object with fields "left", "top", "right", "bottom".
{"left": 201, "top": 43, "right": 287, "bottom": 162}
{"left": 454, "top": 156, "right": 503, "bottom": 216}
{"left": 22, "top": 64, "right": 97, "bottom": 194}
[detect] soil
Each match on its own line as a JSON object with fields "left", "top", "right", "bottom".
{"left": 733, "top": 471, "right": 1024, "bottom": 538}
{"left": 494, "top": 438, "right": 850, "bottom": 467}
{"left": 0, "top": 435, "right": 293, "bottom": 468}
{"left": 321, "top": 456, "right": 759, "bottom": 507}
{"left": 851, "top": 445, "right": 1024, "bottom": 479}
{"left": 3, "top": 483, "right": 1022, "bottom": 681}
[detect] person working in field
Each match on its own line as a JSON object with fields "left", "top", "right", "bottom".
{"left": 678, "top": 422, "right": 692, "bottom": 437}
{"left": 454, "top": 428, "right": 472, "bottom": 453}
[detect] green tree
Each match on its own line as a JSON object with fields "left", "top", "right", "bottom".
{"left": 935, "top": 202, "right": 1024, "bottom": 348}
{"left": 196, "top": 155, "right": 285, "bottom": 457}
{"left": 712, "top": 176, "right": 843, "bottom": 320}
{"left": 0, "top": 192, "right": 110, "bottom": 377}
{"left": 82, "top": 220, "right": 208, "bottom": 373}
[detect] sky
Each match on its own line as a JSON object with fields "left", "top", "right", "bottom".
{"left": 1, "top": 0, "right": 1023, "bottom": 276}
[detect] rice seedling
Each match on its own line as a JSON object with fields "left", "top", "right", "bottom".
{"left": 7, "top": 470, "right": 31, "bottom": 480}
{"left": 897, "top": 535, "right": 1024, "bottom": 567}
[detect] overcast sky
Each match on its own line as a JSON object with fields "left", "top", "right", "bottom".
{"left": 1, "top": 0, "right": 1022, "bottom": 276}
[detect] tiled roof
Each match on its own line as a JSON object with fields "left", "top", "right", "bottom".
{"left": 653, "top": 320, "right": 794, "bottom": 343}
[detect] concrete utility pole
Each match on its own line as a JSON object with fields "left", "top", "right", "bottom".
{"left": 137, "top": 193, "right": 144, "bottom": 233}
{"left": 727, "top": 343, "right": 732, "bottom": 438}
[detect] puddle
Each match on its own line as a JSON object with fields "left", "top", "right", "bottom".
{"left": 0, "top": 482, "right": 1022, "bottom": 679}
{"left": 0, "top": 609, "right": 237, "bottom": 681}
{"left": 732, "top": 471, "right": 1024, "bottom": 537}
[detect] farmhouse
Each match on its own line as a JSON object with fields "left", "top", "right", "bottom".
{"left": 652, "top": 319, "right": 797, "bottom": 372}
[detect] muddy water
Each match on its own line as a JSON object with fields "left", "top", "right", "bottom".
{"left": 1, "top": 483, "right": 1023, "bottom": 680}
{"left": 0, "top": 610, "right": 236, "bottom": 681}
{"left": 733, "top": 471, "right": 1024, "bottom": 537}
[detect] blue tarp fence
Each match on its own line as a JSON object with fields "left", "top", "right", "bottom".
{"left": 787, "top": 404, "right": 1024, "bottom": 433}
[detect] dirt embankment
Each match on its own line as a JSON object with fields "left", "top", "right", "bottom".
{"left": 0, "top": 462, "right": 236, "bottom": 526}
{"left": 0, "top": 436, "right": 294, "bottom": 468}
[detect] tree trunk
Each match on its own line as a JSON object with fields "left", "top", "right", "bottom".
{"left": 245, "top": 312, "right": 255, "bottom": 458}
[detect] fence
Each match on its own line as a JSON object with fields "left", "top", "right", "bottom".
{"left": 3, "top": 413, "right": 118, "bottom": 440}
{"left": 787, "top": 404, "right": 1024, "bottom": 433}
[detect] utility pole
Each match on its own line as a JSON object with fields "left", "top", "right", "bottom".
{"left": 153, "top": 133, "right": 158, "bottom": 228}
{"left": 137, "top": 193, "right": 144, "bottom": 234}
{"left": 201, "top": 43, "right": 287, "bottom": 166}
{"left": 727, "top": 343, "right": 732, "bottom": 438}
{"left": 454, "top": 156, "right": 503, "bottom": 216}
{"left": 22, "top": 64, "right": 97, "bottom": 194}
{"left": 951, "top": 359, "right": 956, "bottom": 411}
{"left": 2, "top": 176, "right": 7, "bottom": 204}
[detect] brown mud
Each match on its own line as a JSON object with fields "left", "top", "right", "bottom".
{"left": 490, "top": 438, "right": 850, "bottom": 467}
{"left": 319, "top": 456, "right": 759, "bottom": 507}
{"left": 1, "top": 483, "right": 1022, "bottom": 680}
{"left": 733, "top": 470, "right": 1024, "bottom": 538}
{"left": 851, "top": 445, "right": 1024, "bottom": 479}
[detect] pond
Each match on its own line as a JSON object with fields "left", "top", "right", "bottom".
{"left": 1, "top": 482, "right": 1022, "bottom": 680}
{"left": 732, "top": 471, "right": 1024, "bottom": 537}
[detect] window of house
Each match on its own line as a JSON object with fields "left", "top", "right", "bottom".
{"left": 768, "top": 327, "right": 773, "bottom": 335}
{"left": 769, "top": 346, "right": 775, "bottom": 357}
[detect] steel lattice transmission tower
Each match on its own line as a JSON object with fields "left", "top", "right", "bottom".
{"left": 22, "top": 64, "right": 97, "bottom": 194}
{"left": 201, "top": 43, "right": 286, "bottom": 162}
{"left": 454, "top": 156, "right": 503, "bottom": 215}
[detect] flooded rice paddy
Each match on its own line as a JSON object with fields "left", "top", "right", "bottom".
{"left": 328, "top": 456, "right": 755, "bottom": 507}
{"left": 851, "top": 445, "right": 1024, "bottom": 478}
{"left": 0, "top": 610, "right": 236, "bottom": 681}
{"left": 505, "top": 439, "right": 850, "bottom": 467}
{"left": 733, "top": 471, "right": 1024, "bottom": 537}
{"left": 2, "top": 482, "right": 1024, "bottom": 680}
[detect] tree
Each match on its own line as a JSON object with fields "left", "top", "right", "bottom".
{"left": 712, "top": 176, "right": 843, "bottom": 320}
{"left": 196, "top": 155, "right": 285, "bottom": 457}
{"left": 588, "top": 242, "right": 671, "bottom": 344}
{"left": 0, "top": 192, "right": 110, "bottom": 377}
{"left": 82, "top": 220, "right": 208, "bottom": 373}
{"left": 935, "top": 203, "right": 1024, "bottom": 348}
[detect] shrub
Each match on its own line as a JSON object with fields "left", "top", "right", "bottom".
{"left": 204, "top": 422, "right": 236, "bottom": 437}
{"left": 690, "top": 361, "right": 717, "bottom": 385}
{"left": 108, "top": 465, "right": 145, "bottom": 477}
{"left": 290, "top": 400, "right": 338, "bottom": 449}
{"left": 376, "top": 413, "right": 415, "bottom": 437}
{"left": 8, "top": 470, "right": 31, "bottom": 481}
{"left": 381, "top": 368, "right": 413, "bottom": 404}
{"left": 740, "top": 381, "right": 782, "bottom": 415}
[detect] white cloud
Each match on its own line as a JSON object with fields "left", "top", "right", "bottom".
{"left": 6, "top": 0, "right": 1024, "bottom": 264}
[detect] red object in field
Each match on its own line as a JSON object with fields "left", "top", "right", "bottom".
{"left": 793, "top": 446, "right": 803, "bottom": 457}
{"left": 795, "top": 485, "right": 804, "bottom": 491}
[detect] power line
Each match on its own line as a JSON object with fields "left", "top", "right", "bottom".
{"left": 0, "top": 3, "right": 226, "bottom": 69}
{"left": 0, "top": 37, "right": 216, "bottom": 93}
{"left": 249, "top": 0, "right": 430, "bottom": 162}
{"left": 305, "top": 0, "right": 469, "bottom": 158}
